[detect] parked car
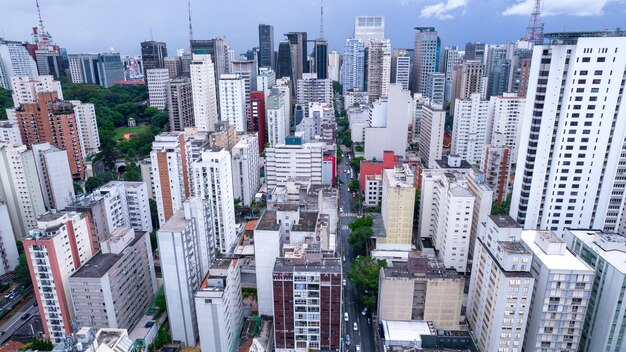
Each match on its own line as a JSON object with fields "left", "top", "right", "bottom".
{"left": 356, "top": 345, "right": 361, "bottom": 351}
{"left": 361, "top": 307, "right": 368, "bottom": 316}
{"left": 344, "top": 312, "right": 349, "bottom": 321}
{"left": 144, "top": 321, "right": 155, "bottom": 328}
{"left": 345, "top": 334, "right": 351, "bottom": 345}
{"left": 343, "top": 279, "right": 347, "bottom": 286}
{"left": 353, "top": 322, "right": 358, "bottom": 331}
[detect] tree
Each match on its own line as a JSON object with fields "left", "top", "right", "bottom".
{"left": 14, "top": 253, "right": 31, "bottom": 286}
{"left": 414, "top": 189, "right": 421, "bottom": 227}
{"left": 350, "top": 157, "right": 365, "bottom": 171}
{"left": 348, "top": 179, "right": 360, "bottom": 192}
{"left": 84, "top": 172, "right": 118, "bottom": 193}
{"left": 0, "top": 88, "right": 12, "bottom": 120}
{"left": 348, "top": 215, "right": 373, "bottom": 231}
{"left": 491, "top": 193, "right": 512, "bottom": 215}
{"left": 349, "top": 256, "right": 387, "bottom": 310}
{"left": 149, "top": 199, "right": 159, "bottom": 231}
{"left": 123, "top": 159, "right": 141, "bottom": 181}
{"left": 30, "top": 337, "right": 54, "bottom": 351}
{"left": 348, "top": 226, "right": 373, "bottom": 255}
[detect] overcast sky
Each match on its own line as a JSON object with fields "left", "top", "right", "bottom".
{"left": 0, "top": 0, "right": 625, "bottom": 56}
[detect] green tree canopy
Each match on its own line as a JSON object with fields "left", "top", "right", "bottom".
{"left": 348, "top": 226, "right": 373, "bottom": 255}
{"left": 348, "top": 215, "right": 373, "bottom": 231}
{"left": 348, "top": 179, "right": 360, "bottom": 192}
{"left": 350, "top": 157, "right": 365, "bottom": 171}
{"left": 349, "top": 256, "right": 387, "bottom": 310}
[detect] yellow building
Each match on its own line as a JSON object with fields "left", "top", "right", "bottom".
{"left": 378, "top": 164, "right": 415, "bottom": 251}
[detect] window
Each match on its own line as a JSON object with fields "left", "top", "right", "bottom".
{"left": 597, "top": 57, "right": 606, "bottom": 62}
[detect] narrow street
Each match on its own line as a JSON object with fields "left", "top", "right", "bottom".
{"left": 338, "top": 154, "right": 375, "bottom": 352}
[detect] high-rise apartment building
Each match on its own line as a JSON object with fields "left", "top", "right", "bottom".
{"left": 195, "top": 258, "right": 243, "bottom": 352}
{"left": 163, "top": 56, "right": 180, "bottom": 78}
{"left": 146, "top": 68, "right": 169, "bottom": 110}
{"left": 452, "top": 93, "right": 490, "bottom": 165}
{"left": 140, "top": 41, "right": 167, "bottom": 71}
{"left": 0, "top": 38, "right": 38, "bottom": 89}
{"left": 157, "top": 209, "right": 201, "bottom": 346}
{"left": 419, "top": 170, "right": 475, "bottom": 272}
{"left": 31, "top": 142, "right": 75, "bottom": 211}
{"left": 391, "top": 49, "right": 412, "bottom": 90}
{"left": 378, "top": 252, "right": 464, "bottom": 329}
{"left": 190, "top": 37, "right": 231, "bottom": 87}
{"left": 0, "top": 143, "right": 45, "bottom": 237}
{"left": 418, "top": 105, "right": 445, "bottom": 168}
{"left": 285, "top": 32, "right": 307, "bottom": 81}
{"left": 486, "top": 45, "right": 511, "bottom": 98}
{"left": 521, "top": 230, "right": 593, "bottom": 352}
{"left": 190, "top": 54, "right": 218, "bottom": 132}
{"left": 14, "top": 92, "right": 85, "bottom": 179}
{"left": 411, "top": 27, "right": 440, "bottom": 94}
{"left": 442, "top": 46, "right": 463, "bottom": 102}
{"left": 483, "top": 133, "right": 512, "bottom": 205}
{"left": 273, "top": 258, "right": 342, "bottom": 351}
{"left": 265, "top": 140, "right": 325, "bottom": 189}
{"left": 250, "top": 91, "right": 267, "bottom": 152}
{"left": 167, "top": 77, "right": 194, "bottom": 131}
{"left": 296, "top": 76, "right": 333, "bottom": 118}
{"left": 424, "top": 72, "right": 445, "bottom": 109}
{"left": 231, "top": 134, "right": 260, "bottom": 207}
{"left": 510, "top": 32, "right": 626, "bottom": 234}
{"left": 11, "top": 75, "right": 62, "bottom": 106}
{"left": 378, "top": 164, "right": 415, "bottom": 251}
{"left": 191, "top": 148, "right": 238, "bottom": 254}
{"left": 231, "top": 59, "right": 258, "bottom": 128}
{"left": 451, "top": 61, "right": 484, "bottom": 112}
{"left": 24, "top": 211, "right": 95, "bottom": 343}
{"left": 565, "top": 229, "right": 626, "bottom": 352}
{"left": 341, "top": 38, "right": 365, "bottom": 92}
{"left": 0, "top": 122, "right": 22, "bottom": 145}
{"left": 256, "top": 67, "right": 276, "bottom": 100}
{"left": 508, "top": 49, "right": 532, "bottom": 97}
{"left": 467, "top": 216, "right": 533, "bottom": 352}
{"left": 91, "top": 181, "right": 153, "bottom": 233}
{"left": 488, "top": 93, "right": 525, "bottom": 163}
{"left": 367, "top": 39, "right": 391, "bottom": 103}
{"left": 69, "top": 227, "right": 156, "bottom": 330}
{"left": 150, "top": 132, "right": 191, "bottom": 226}
{"left": 258, "top": 24, "right": 275, "bottom": 69}
{"left": 0, "top": 203, "right": 19, "bottom": 275}
{"left": 71, "top": 101, "right": 101, "bottom": 157}
{"left": 266, "top": 87, "right": 289, "bottom": 147}
{"left": 219, "top": 74, "right": 247, "bottom": 132}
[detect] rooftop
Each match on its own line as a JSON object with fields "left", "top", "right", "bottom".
{"left": 435, "top": 155, "right": 473, "bottom": 170}
{"left": 489, "top": 215, "right": 521, "bottom": 228}
{"left": 274, "top": 257, "right": 341, "bottom": 274}
{"left": 498, "top": 241, "right": 530, "bottom": 255}
{"left": 256, "top": 210, "right": 281, "bottom": 231}
{"left": 159, "top": 210, "right": 192, "bottom": 233}
{"left": 382, "top": 320, "right": 435, "bottom": 344}
{"left": 567, "top": 229, "right": 626, "bottom": 274}
{"left": 71, "top": 252, "right": 122, "bottom": 278}
{"left": 291, "top": 211, "right": 319, "bottom": 232}
{"left": 521, "top": 230, "right": 593, "bottom": 272}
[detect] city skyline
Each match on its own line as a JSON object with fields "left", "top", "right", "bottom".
{"left": 0, "top": 0, "right": 624, "bottom": 56}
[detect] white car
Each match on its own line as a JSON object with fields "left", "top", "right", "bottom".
{"left": 344, "top": 312, "right": 349, "bottom": 321}
{"left": 343, "top": 279, "right": 347, "bottom": 286}
{"left": 339, "top": 207, "right": 343, "bottom": 213}
{"left": 353, "top": 322, "right": 358, "bottom": 331}
{"left": 356, "top": 346, "right": 361, "bottom": 352}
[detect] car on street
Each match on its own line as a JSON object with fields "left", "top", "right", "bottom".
{"left": 362, "top": 307, "right": 368, "bottom": 316}
{"left": 144, "top": 321, "right": 155, "bottom": 328}
{"left": 342, "top": 256, "right": 346, "bottom": 262}
{"left": 339, "top": 207, "right": 343, "bottom": 213}
{"left": 0, "top": 331, "right": 5, "bottom": 336}
{"left": 368, "top": 318, "right": 371, "bottom": 325}
{"left": 20, "top": 313, "right": 30, "bottom": 320}
{"left": 345, "top": 334, "right": 351, "bottom": 345}
{"left": 343, "top": 279, "right": 347, "bottom": 286}
{"left": 353, "top": 322, "right": 358, "bottom": 331}
{"left": 356, "top": 345, "right": 361, "bottom": 351}
{"left": 344, "top": 312, "right": 349, "bottom": 321}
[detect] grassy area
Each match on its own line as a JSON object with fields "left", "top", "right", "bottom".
{"left": 112, "top": 124, "right": 150, "bottom": 140}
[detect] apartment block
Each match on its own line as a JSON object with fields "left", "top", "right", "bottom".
{"left": 69, "top": 227, "right": 157, "bottom": 330}
{"left": 452, "top": 93, "right": 490, "bottom": 165}
{"left": 195, "top": 258, "right": 243, "bottom": 352}
{"left": 24, "top": 211, "right": 95, "bottom": 343}
{"left": 483, "top": 133, "right": 512, "bottom": 204}
{"left": 190, "top": 54, "right": 219, "bottom": 132}
{"left": 367, "top": 39, "right": 391, "bottom": 103}
{"left": 71, "top": 101, "right": 101, "bottom": 157}
{"left": 150, "top": 132, "right": 192, "bottom": 226}
{"left": 521, "top": 230, "right": 593, "bottom": 352}
{"left": 231, "top": 134, "right": 260, "bottom": 207}
{"left": 417, "top": 106, "right": 445, "bottom": 169}
{"left": 424, "top": 72, "right": 445, "bottom": 109}
{"left": 146, "top": 68, "right": 169, "bottom": 110}
{"left": 488, "top": 93, "right": 525, "bottom": 163}
{"left": 0, "top": 203, "right": 19, "bottom": 275}
{"left": 167, "top": 77, "right": 195, "bottom": 132}
{"left": 467, "top": 216, "right": 533, "bottom": 352}
{"left": 219, "top": 74, "right": 247, "bottom": 132}
{"left": 31, "top": 142, "right": 75, "bottom": 211}
{"left": 378, "top": 165, "right": 415, "bottom": 251}
{"left": 265, "top": 140, "right": 325, "bottom": 190}
{"left": 91, "top": 181, "right": 153, "bottom": 233}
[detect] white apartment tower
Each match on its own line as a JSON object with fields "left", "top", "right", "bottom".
{"left": 266, "top": 87, "right": 289, "bottom": 146}
{"left": 521, "top": 230, "right": 593, "bottom": 352}
{"left": 190, "top": 54, "right": 219, "bottom": 132}
{"left": 488, "top": 93, "right": 525, "bottom": 163}
{"left": 424, "top": 72, "right": 445, "bottom": 109}
{"left": 0, "top": 39, "right": 38, "bottom": 90}
{"left": 231, "top": 134, "right": 260, "bottom": 207}
{"left": 418, "top": 105, "right": 445, "bottom": 168}
{"left": 354, "top": 16, "right": 385, "bottom": 46}
{"left": 11, "top": 75, "right": 62, "bottom": 106}
{"left": 146, "top": 68, "right": 170, "bottom": 110}
{"left": 393, "top": 50, "right": 412, "bottom": 90}
{"left": 419, "top": 170, "right": 475, "bottom": 272}
{"left": 195, "top": 258, "right": 243, "bottom": 352}
{"left": 150, "top": 132, "right": 192, "bottom": 226}
{"left": 467, "top": 215, "right": 534, "bottom": 352}
{"left": 0, "top": 143, "right": 46, "bottom": 237}
{"left": 191, "top": 148, "right": 238, "bottom": 254}
{"left": 452, "top": 93, "right": 491, "bottom": 165}
{"left": 367, "top": 39, "right": 391, "bottom": 103}
{"left": 328, "top": 51, "right": 341, "bottom": 82}
{"left": 92, "top": 181, "right": 153, "bottom": 233}
{"left": 31, "top": 143, "right": 75, "bottom": 211}
{"left": 265, "top": 141, "right": 325, "bottom": 190}
{"left": 510, "top": 32, "right": 626, "bottom": 234}
{"left": 157, "top": 209, "right": 202, "bottom": 346}
{"left": 219, "top": 74, "right": 247, "bottom": 132}
{"left": 24, "top": 211, "right": 95, "bottom": 343}
{"left": 70, "top": 101, "right": 101, "bottom": 157}
{"left": 341, "top": 38, "right": 365, "bottom": 92}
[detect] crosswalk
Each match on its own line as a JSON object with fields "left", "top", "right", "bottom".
{"left": 341, "top": 225, "right": 350, "bottom": 230}
{"left": 340, "top": 212, "right": 358, "bottom": 217}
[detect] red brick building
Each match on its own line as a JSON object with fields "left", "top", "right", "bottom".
{"left": 250, "top": 91, "right": 267, "bottom": 153}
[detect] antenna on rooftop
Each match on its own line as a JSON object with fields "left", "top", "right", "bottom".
{"left": 188, "top": 0, "right": 194, "bottom": 42}
{"left": 524, "top": 0, "right": 544, "bottom": 45}
{"left": 35, "top": 0, "right": 49, "bottom": 47}
{"left": 319, "top": 0, "right": 325, "bottom": 39}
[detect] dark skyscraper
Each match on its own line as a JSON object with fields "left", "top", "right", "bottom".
{"left": 464, "top": 42, "right": 485, "bottom": 62}
{"left": 258, "top": 24, "right": 274, "bottom": 69}
{"left": 276, "top": 40, "right": 292, "bottom": 80}
{"left": 141, "top": 41, "right": 167, "bottom": 71}
{"left": 314, "top": 39, "right": 328, "bottom": 79}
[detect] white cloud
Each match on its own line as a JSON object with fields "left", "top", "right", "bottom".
{"left": 503, "top": 0, "right": 611, "bottom": 16}
{"left": 420, "top": 0, "right": 468, "bottom": 20}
